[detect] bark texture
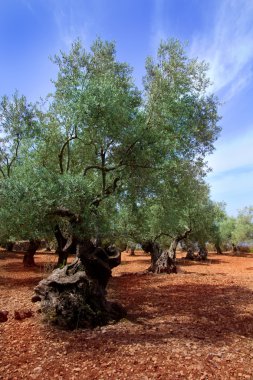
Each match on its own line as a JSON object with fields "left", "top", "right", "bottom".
{"left": 23, "top": 239, "right": 40, "bottom": 267}
{"left": 32, "top": 240, "right": 125, "bottom": 329}
{"left": 142, "top": 241, "right": 161, "bottom": 270}
{"left": 215, "top": 244, "right": 222, "bottom": 255}
{"left": 5, "top": 241, "right": 14, "bottom": 252}
{"left": 185, "top": 248, "right": 195, "bottom": 260}
{"left": 54, "top": 225, "right": 77, "bottom": 267}
{"left": 197, "top": 246, "right": 208, "bottom": 261}
{"left": 143, "top": 229, "right": 191, "bottom": 274}
{"left": 152, "top": 240, "right": 178, "bottom": 274}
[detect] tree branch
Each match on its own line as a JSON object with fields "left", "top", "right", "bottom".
{"left": 0, "top": 166, "right": 6, "bottom": 179}
{"left": 176, "top": 227, "right": 192, "bottom": 242}
{"left": 83, "top": 164, "right": 119, "bottom": 176}
{"left": 154, "top": 232, "right": 173, "bottom": 241}
{"left": 50, "top": 207, "right": 81, "bottom": 224}
{"left": 90, "top": 177, "right": 120, "bottom": 208}
{"left": 58, "top": 133, "right": 77, "bottom": 174}
{"left": 7, "top": 138, "right": 20, "bottom": 177}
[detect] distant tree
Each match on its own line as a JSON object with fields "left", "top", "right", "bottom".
{"left": 123, "top": 38, "right": 221, "bottom": 273}
{"left": 0, "top": 91, "right": 37, "bottom": 178}
{"left": 118, "top": 162, "right": 220, "bottom": 271}
{"left": 0, "top": 92, "right": 41, "bottom": 258}
{"left": 232, "top": 207, "right": 253, "bottom": 248}
{"left": 186, "top": 201, "right": 227, "bottom": 255}
{"left": 217, "top": 207, "right": 253, "bottom": 252}
{"left": 219, "top": 216, "right": 236, "bottom": 249}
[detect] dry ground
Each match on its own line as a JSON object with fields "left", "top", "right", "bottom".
{"left": 1, "top": 249, "right": 253, "bottom": 379}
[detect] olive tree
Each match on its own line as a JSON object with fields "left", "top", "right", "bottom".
{"left": 0, "top": 92, "right": 41, "bottom": 256}
{"left": 219, "top": 207, "right": 253, "bottom": 251}
{"left": 0, "top": 38, "right": 221, "bottom": 328}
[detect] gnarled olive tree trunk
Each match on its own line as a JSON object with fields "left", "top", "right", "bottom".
{"left": 232, "top": 243, "right": 238, "bottom": 253}
{"left": 32, "top": 239, "right": 126, "bottom": 329}
{"left": 142, "top": 229, "right": 191, "bottom": 274}
{"left": 150, "top": 239, "right": 178, "bottom": 274}
{"left": 142, "top": 241, "right": 163, "bottom": 271}
{"left": 5, "top": 241, "right": 14, "bottom": 252}
{"left": 54, "top": 225, "right": 77, "bottom": 267}
{"left": 185, "top": 247, "right": 195, "bottom": 260}
{"left": 23, "top": 239, "right": 41, "bottom": 267}
{"left": 215, "top": 243, "right": 222, "bottom": 255}
{"left": 196, "top": 245, "right": 208, "bottom": 260}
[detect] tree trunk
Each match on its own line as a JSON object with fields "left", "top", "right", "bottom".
{"left": 5, "top": 241, "right": 14, "bottom": 252}
{"left": 142, "top": 240, "right": 176, "bottom": 273}
{"left": 77, "top": 240, "right": 121, "bottom": 288}
{"left": 215, "top": 243, "right": 222, "bottom": 255}
{"left": 56, "top": 249, "right": 69, "bottom": 267}
{"left": 142, "top": 241, "right": 161, "bottom": 270}
{"left": 143, "top": 229, "right": 191, "bottom": 274}
{"left": 232, "top": 243, "right": 237, "bottom": 253}
{"left": 54, "top": 225, "right": 77, "bottom": 267}
{"left": 196, "top": 245, "right": 208, "bottom": 261}
{"left": 152, "top": 239, "right": 178, "bottom": 274}
{"left": 23, "top": 239, "right": 40, "bottom": 267}
{"left": 32, "top": 239, "right": 125, "bottom": 329}
{"left": 185, "top": 247, "right": 195, "bottom": 260}
{"left": 54, "top": 225, "right": 68, "bottom": 266}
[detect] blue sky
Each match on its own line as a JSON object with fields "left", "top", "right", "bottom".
{"left": 0, "top": 0, "right": 252, "bottom": 215}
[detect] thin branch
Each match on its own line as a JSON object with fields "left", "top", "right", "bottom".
{"left": 122, "top": 138, "right": 139, "bottom": 158}
{"left": 83, "top": 164, "right": 119, "bottom": 176}
{"left": 58, "top": 134, "right": 77, "bottom": 174}
{"left": 90, "top": 177, "right": 120, "bottom": 208}
{"left": 50, "top": 207, "right": 81, "bottom": 224}
{"left": 154, "top": 232, "right": 173, "bottom": 241}
{"left": 7, "top": 138, "right": 20, "bottom": 177}
{"left": 0, "top": 166, "right": 6, "bottom": 179}
{"left": 176, "top": 228, "right": 192, "bottom": 242}
{"left": 101, "top": 148, "right": 106, "bottom": 195}
{"left": 66, "top": 141, "right": 71, "bottom": 172}
{"left": 124, "top": 162, "right": 159, "bottom": 170}
{"left": 104, "top": 177, "right": 120, "bottom": 195}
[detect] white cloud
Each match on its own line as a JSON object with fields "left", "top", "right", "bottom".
{"left": 207, "top": 168, "right": 253, "bottom": 215}
{"left": 150, "top": 0, "right": 167, "bottom": 53}
{"left": 51, "top": 0, "right": 90, "bottom": 48}
{"left": 207, "top": 127, "right": 253, "bottom": 215}
{"left": 208, "top": 168, "right": 253, "bottom": 197}
{"left": 208, "top": 128, "right": 253, "bottom": 174}
{"left": 190, "top": 0, "right": 253, "bottom": 100}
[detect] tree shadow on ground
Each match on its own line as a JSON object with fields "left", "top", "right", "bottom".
{"left": 0, "top": 251, "right": 24, "bottom": 260}
{"left": 178, "top": 258, "right": 227, "bottom": 266}
{"left": 224, "top": 252, "right": 253, "bottom": 258}
{"left": 3, "top": 252, "right": 253, "bottom": 354}
{"left": 46, "top": 272, "right": 253, "bottom": 356}
{"left": 120, "top": 259, "right": 150, "bottom": 266}
{"left": 108, "top": 275, "right": 253, "bottom": 343}
{"left": 0, "top": 275, "right": 42, "bottom": 288}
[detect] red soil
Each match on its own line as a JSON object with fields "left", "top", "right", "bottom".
{"left": 1, "top": 249, "right": 253, "bottom": 379}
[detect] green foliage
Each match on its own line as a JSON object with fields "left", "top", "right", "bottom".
{"left": 232, "top": 207, "right": 253, "bottom": 244}
{"left": 219, "top": 216, "right": 236, "bottom": 247}
{"left": 144, "top": 39, "right": 221, "bottom": 163}
{"left": 0, "top": 91, "right": 38, "bottom": 178}
{"left": 217, "top": 206, "right": 253, "bottom": 249}
{"left": 0, "top": 38, "right": 222, "bottom": 247}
